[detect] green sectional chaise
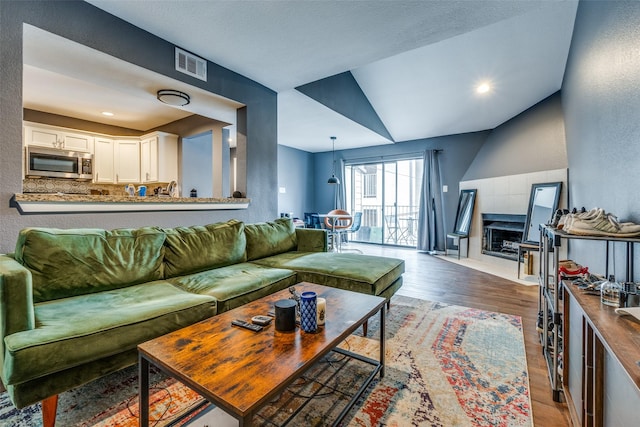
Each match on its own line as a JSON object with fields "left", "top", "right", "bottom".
{"left": 0, "top": 218, "right": 403, "bottom": 425}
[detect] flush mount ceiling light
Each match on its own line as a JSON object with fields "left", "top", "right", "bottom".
{"left": 157, "top": 89, "right": 190, "bottom": 106}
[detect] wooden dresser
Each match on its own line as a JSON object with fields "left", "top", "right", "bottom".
{"left": 563, "top": 282, "right": 640, "bottom": 426}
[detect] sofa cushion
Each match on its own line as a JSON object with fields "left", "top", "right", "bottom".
{"left": 294, "top": 228, "right": 328, "bottom": 252}
{"left": 245, "top": 218, "right": 297, "bottom": 261}
{"left": 2, "top": 281, "right": 215, "bottom": 385}
{"left": 167, "top": 263, "right": 297, "bottom": 313}
{"left": 162, "top": 219, "right": 246, "bottom": 278}
{"left": 14, "top": 227, "right": 166, "bottom": 303}
{"left": 251, "top": 252, "right": 405, "bottom": 296}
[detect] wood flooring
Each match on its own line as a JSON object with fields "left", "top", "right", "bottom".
{"left": 350, "top": 243, "right": 571, "bottom": 427}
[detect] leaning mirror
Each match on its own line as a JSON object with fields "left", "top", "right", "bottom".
{"left": 523, "top": 182, "right": 562, "bottom": 244}
{"left": 453, "top": 189, "right": 477, "bottom": 236}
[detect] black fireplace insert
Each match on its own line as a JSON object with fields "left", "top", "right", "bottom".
{"left": 482, "top": 213, "right": 526, "bottom": 261}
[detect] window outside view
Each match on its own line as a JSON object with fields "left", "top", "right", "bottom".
{"left": 345, "top": 158, "right": 423, "bottom": 247}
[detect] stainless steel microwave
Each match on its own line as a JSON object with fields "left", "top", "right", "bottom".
{"left": 25, "top": 146, "right": 93, "bottom": 180}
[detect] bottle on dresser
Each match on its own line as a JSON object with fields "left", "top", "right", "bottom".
{"left": 601, "top": 274, "right": 622, "bottom": 307}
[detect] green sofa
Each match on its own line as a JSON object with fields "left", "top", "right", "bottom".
{"left": 0, "top": 218, "right": 403, "bottom": 422}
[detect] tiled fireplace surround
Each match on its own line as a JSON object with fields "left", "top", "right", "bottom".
{"left": 459, "top": 168, "right": 568, "bottom": 275}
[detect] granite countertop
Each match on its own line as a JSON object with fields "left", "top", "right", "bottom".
{"left": 12, "top": 193, "right": 251, "bottom": 213}
{"left": 15, "top": 193, "right": 250, "bottom": 203}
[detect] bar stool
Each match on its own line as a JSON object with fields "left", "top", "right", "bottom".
{"left": 324, "top": 209, "right": 352, "bottom": 251}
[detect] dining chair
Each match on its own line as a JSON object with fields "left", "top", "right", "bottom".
{"left": 324, "top": 209, "right": 352, "bottom": 251}
{"left": 340, "top": 212, "right": 362, "bottom": 244}
{"left": 303, "top": 212, "right": 322, "bottom": 229}
{"left": 335, "top": 212, "right": 363, "bottom": 252}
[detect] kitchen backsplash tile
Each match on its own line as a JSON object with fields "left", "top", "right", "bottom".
{"left": 22, "top": 178, "right": 171, "bottom": 196}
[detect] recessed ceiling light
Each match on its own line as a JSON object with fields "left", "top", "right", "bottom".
{"left": 476, "top": 83, "right": 491, "bottom": 94}
{"left": 101, "top": 111, "right": 114, "bottom": 116}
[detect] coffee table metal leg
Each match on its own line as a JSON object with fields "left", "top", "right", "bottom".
{"left": 239, "top": 413, "right": 256, "bottom": 427}
{"left": 330, "top": 307, "right": 386, "bottom": 426}
{"left": 380, "top": 304, "right": 386, "bottom": 378}
{"left": 139, "top": 354, "right": 150, "bottom": 427}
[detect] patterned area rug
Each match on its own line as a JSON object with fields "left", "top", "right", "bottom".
{"left": 0, "top": 296, "right": 532, "bottom": 426}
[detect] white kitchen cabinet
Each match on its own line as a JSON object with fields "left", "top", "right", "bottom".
{"left": 140, "top": 137, "right": 154, "bottom": 183}
{"left": 93, "top": 137, "right": 115, "bottom": 183}
{"left": 114, "top": 139, "right": 140, "bottom": 184}
{"left": 22, "top": 123, "right": 178, "bottom": 185}
{"left": 95, "top": 138, "right": 142, "bottom": 184}
{"left": 140, "top": 132, "right": 178, "bottom": 183}
{"left": 24, "top": 124, "right": 93, "bottom": 152}
{"left": 62, "top": 132, "right": 93, "bottom": 152}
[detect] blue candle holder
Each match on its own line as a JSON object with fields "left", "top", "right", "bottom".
{"left": 300, "top": 291, "right": 318, "bottom": 333}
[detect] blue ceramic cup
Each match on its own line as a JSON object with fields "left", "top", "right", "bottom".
{"left": 300, "top": 291, "right": 318, "bottom": 333}
{"left": 138, "top": 185, "right": 147, "bottom": 197}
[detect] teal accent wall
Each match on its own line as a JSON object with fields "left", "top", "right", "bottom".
{"left": 0, "top": 0, "right": 277, "bottom": 253}
{"left": 278, "top": 145, "right": 315, "bottom": 220}
{"left": 561, "top": 0, "right": 640, "bottom": 276}
{"left": 463, "top": 92, "right": 567, "bottom": 181}
{"left": 313, "top": 132, "right": 488, "bottom": 235}
{"left": 296, "top": 72, "right": 393, "bottom": 141}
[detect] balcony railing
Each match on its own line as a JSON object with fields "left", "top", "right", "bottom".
{"left": 350, "top": 204, "right": 419, "bottom": 247}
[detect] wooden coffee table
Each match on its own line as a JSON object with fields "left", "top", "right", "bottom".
{"left": 138, "top": 282, "right": 386, "bottom": 427}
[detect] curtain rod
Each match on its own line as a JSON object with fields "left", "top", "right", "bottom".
{"left": 343, "top": 150, "right": 443, "bottom": 165}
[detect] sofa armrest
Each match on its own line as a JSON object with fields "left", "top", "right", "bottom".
{"left": 0, "top": 254, "right": 35, "bottom": 341}
{"left": 295, "top": 228, "right": 328, "bottom": 252}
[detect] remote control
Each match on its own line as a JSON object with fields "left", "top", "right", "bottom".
{"left": 251, "top": 315, "right": 272, "bottom": 326}
{"left": 231, "top": 319, "right": 263, "bottom": 332}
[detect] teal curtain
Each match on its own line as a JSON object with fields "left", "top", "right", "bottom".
{"left": 337, "top": 158, "right": 346, "bottom": 210}
{"left": 417, "top": 150, "right": 445, "bottom": 252}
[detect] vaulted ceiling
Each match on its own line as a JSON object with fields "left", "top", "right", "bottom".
{"left": 29, "top": 1, "right": 579, "bottom": 153}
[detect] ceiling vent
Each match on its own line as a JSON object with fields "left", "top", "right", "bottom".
{"left": 175, "top": 47, "right": 207, "bottom": 81}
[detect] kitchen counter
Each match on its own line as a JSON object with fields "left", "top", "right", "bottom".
{"left": 12, "top": 193, "right": 250, "bottom": 213}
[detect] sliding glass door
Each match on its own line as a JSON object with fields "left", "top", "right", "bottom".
{"left": 345, "top": 157, "right": 423, "bottom": 247}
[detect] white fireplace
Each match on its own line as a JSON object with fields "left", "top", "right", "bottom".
{"left": 458, "top": 168, "right": 568, "bottom": 274}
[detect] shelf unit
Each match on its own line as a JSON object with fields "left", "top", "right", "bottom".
{"left": 538, "top": 224, "right": 562, "bottom": 402}
{"left": 538, "top": 224, "right": 640, "bottom": 404}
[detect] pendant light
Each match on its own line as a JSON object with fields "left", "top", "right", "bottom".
{"left": 327, "top": 136, "right": 340, "bottom": 185}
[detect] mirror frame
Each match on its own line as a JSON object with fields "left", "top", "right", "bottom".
{"left": 523, "top": 182, "right": 562, "bottom": 244}
{"left": 453, "top": 189, "right": 477, "bottom": 236}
